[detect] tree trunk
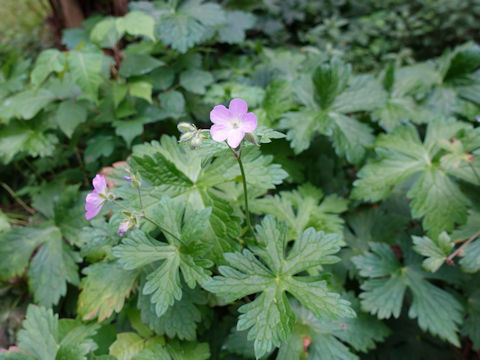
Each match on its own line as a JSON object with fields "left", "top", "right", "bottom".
{"left": 49, "top": 0, "right": 84, "bottom": 28}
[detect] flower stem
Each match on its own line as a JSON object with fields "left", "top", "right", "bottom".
{"left": 228, "top": 145, "right": 256, "bottom": 241}
{"left": 113, "top": 198, "right": 185, "bottom": 245}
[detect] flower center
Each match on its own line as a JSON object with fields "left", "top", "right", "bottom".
{"left": 230, "top": 118, "right": 241, "bottom": 129}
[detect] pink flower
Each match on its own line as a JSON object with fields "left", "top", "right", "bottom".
{"left": 117, "top": 220, "right": 129, "bottom": 236}
{"left": 85, "top": 174, "right": 108, "bottom": 220}
{"left": 210, "top": 98, "right": 257, "bottom": 148}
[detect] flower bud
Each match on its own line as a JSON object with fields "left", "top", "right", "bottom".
{"left": 179, "top": 132, "right": 195, "bottom": 143}
{"left": 190, "top": 135, "right": 203, "bottom": 149}
{"left": 177, "top": 122, "right": 195, "bottom": 133}
{"left": 245, "top": 132, "right": 260, "bottom": 146}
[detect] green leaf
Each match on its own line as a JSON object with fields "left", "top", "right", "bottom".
{"left": 119, "top": 54, "right": 164, "bottom": 77}
{"left": 114, "top": 117, "right": 145, "bottom": 147}
{"left": 312, "top": 59, "right": 350, "bottom": 109}
{"left": 0, "top": 226, "right": 53, "bottom": 280}
{"left": 67, "top": 50, "right": 105, "bottom": 102}
{"left": 262, "top": 80, "right": 294, "bottom": 124}
{"left": 17, "top": 305, "right": 58, "bottom": 360}
{"left": 0, "top": 209, "right": 10, "bottom": 232}
{"left": 137, "top": 285, "right": 207, "bottom": 341}
{"left": 0, "top": 121, "right": 57, "bottom": 163}
{"left": 412, "top": 232, "right": 454, "bottom": 272}
{"left": 113, "top": 198, "right": 212, "bottom": 316}
{"left": 79, "top": 217, "right": 121, "bottom": 261}
{"left": 217, "top": 11, "right": 255, "bottom": 44}
{"left": 57, "top": 319, "right": 100, "bottom": 360}
{"left": 223, "top": 328, "right": 257, "bottom": 359}
{"left": 78, "top": 261, "right": 138, "bottom": 321}
{"left": 204, "top": 216, "right": 354, "bottom": 358}
{"left": 109, "top": 333, "right": 145, "bottom": 360}
{"left": 251, "top": 183, "right": 347, "bottom": 240}
{"left": 279, "top": 109, "right": 320, "bottom": 154}
{"left": 56, "top": 100, "right": 88, "bottom": 137}
{"left": 406, "top": 270, "right": 463, "bottom": 346}
{"left": 31, "top": 49, "right": 66, "bottom": 86}
{"left": 332, "top": 75, "right": 387, "bottom": 113}
{"left": 278, "top": 296, "right": 389, "bottom": 360}
{"left": 84, "top": 135, "right": 115, "bottom": 163}
{"left": 407, "top": 167, "right": 469, "bottom": 238}
{"left": 157, "top": 91, "right": 186, "bottom": 119}
{"left": 180, "top": 69, "right": 213, "bottom": 95}
{"left": 116, "top": 11, "right": 155, "bottom": 40}
{"left": 353, "top": 243, "right": 463, "bottom": 346}
{"left": 28, "top": 229, "right": 81, "bottom": 307}
{"left": 280, "top": 65, "right": 380, "bottom": 162}
{"left": 129, "top": 81, "right": 153, "bottom": 103}
{"left": 463, "top": 289, "right": 480, "bottom": 349}
{"left": 329, "top": 113, "right": 374, "bottom": 164}
{"left": 133, "top": 345, "right": 170, "bottom": 360}
{"left": 90, "top": 18, "right": 122, "bottom": 48}
{"left": 352, "top": 119, "right": 472, "bottom": 237}
{"left": 150, "top": 0, "right": 226, "bottom": 53}
{"left": 166, "top": 340, "right": 210, "bottom": 360}
{"left": 460, "top": 239, "right": 480, "bottom": 273}
{"left": 2, "top": 88, "right": 56, "bottom": 120}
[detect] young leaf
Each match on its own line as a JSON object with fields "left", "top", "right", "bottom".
{"left": 204, "top": 216, "right": 354, "bottom": 358}
{"left": 77, "top": 261, "right": 139, "bottom": 321}
{"left": 251, "top": 183, "right": 348, "bottom": 240}
{"left": 412, "top": 232, "right": 454, "bottom": 272}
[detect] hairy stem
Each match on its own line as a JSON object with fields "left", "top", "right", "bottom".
{"left": 119, "top": 191, "right": 185, "bottom": 246}
{"left": 228, "top": 145, "right": 256, "bottom": 241}
{"left": 446, "top": 229, "right": 480, "bottom": 263}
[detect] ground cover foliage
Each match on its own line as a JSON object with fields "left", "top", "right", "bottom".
{"left": 1, "top": 0, "right": 480, "bottom": 359}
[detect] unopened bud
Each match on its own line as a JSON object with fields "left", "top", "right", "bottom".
{"left": 190, "top": 135, "right": 203, "bottom": 148}
{"left": 179, "top": 132, "right": 195, "bottom": 143}
{"left": 245, "top": 132, "right": 260, "bottom": 146}
{"left": 177, "top": 122, "right": 195, "bottom": 133}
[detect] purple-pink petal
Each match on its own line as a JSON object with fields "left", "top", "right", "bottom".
{"left": 85, "top": 191, "right": 105, "bottom": 220}
{"left": 229, "top": 98, "right": 248, "bottom": 117}
{"left": 241, "top": 112, "right": 257, "bottom": 133}
{"left": 117, "top": 221, "right": 129, "bottom": 236}
{"left": 92, "top": 174, "right": 107, "bottom": 193}
{"left": 227, "top": 130, "right": 245, "bottom": 148}
{"left": 210, "top": 105, "right": 231, "bottom": 125}
{"left": 210, "top": 124, "right": 230, "bottom": 142}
